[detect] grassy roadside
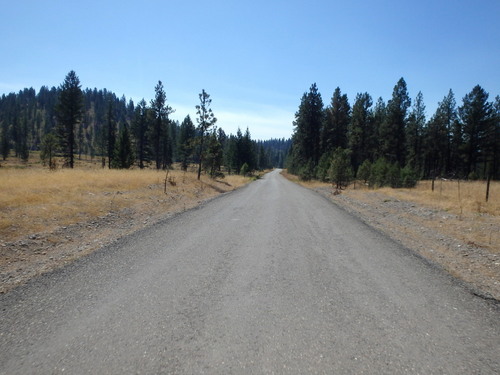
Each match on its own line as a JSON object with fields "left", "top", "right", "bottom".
{"left": 281, "top": 170, "right": 499, "bottom": 218}
{"left": 0, "top": 165, "right": 250, "bottom": 243}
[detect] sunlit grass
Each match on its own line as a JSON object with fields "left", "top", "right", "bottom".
{"left": 0, "top": 166, "right": 249, "bottom": 242}
{"left": 354, "top": 179, "right": 499, "bottom": 216}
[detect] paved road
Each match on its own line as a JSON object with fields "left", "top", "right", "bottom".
{"left": 1, "top": 170, "right": 499, "bottom": 374}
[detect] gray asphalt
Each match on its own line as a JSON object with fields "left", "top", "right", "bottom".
{"left": 1, "top": 169, "right": 499, "bottom": 374}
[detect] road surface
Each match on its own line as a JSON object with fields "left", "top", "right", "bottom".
{"left": 1, "top": 170, "right": 499, "bottom": 374}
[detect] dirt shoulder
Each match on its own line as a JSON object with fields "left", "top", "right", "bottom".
{"left": 0, "top": 178, "right": 247, "bottom": 294}
{"left": 315, "top": 187, "right": 499, "bottom": 301}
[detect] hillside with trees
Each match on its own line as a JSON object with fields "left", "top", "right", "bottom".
{"left": 287, "top": 78, "right": 499, "bottom": 187}
{"left": 0, "top": 71, "right": 288, "bottom": 176}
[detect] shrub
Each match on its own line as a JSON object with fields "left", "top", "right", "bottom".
{"left": 328, "top": 148, "right": 354, "bottom": 189}
{"left": 369, "top": 158, "right": 389, "bottom": 187}
{"left": 401, "top": 165, "right": 418, "bottom": 188}
{"left": 357, "top": 160, "right": 372, "bottom": 183}
{"left": 240, "top": 163, "right": 250, "bottom": 176}
{"left": 316, "top": 152, "right": 332, "bottom": 182}
{"left": 299, "top": 160, "right": 315, "bottom": 181}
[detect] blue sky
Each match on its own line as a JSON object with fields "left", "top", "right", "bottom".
{"left": 1, "top": 0, "right": 498, "bottom": 140}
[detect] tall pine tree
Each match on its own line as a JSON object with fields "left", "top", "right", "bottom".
{"left": 322, "top": 87, "right": 351, "bottom": 154}
{"left": 196, "top": 89, "right": 217, "bottom": 179}
{"left": 55, "top": 71, "right": 84, "bottom": 168}
{"left": 150, "top": 81, "right": 173, "bottom": 170}
{"left": 348, "top": 92, "right": 373, "bottom": 172}
{"left": 459, "top": 85, "right": 495, "bottom": 178}
{"left": 289, "top": 83, "right": 324, "bottom": 177}
{"left": 378, "top": 78, "right": 411, "bottom": 167}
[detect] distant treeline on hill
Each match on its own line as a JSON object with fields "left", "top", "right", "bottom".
{"left": 0, "top": 71, "right": 291, "bottom": 175}
{"left": 287, "top": 78, "right": 499, "bottom": 188}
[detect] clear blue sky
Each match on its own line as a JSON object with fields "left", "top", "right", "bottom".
{"left": 1, "top": 0, "right": 498, "bottom": 140}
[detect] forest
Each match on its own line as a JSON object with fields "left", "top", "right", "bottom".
{"left": 0, "top": 71, "right": 290, "bottom": 176}
{"left": 287, "top": 78, "right": 499, "bottom": 188}
{"left": 1, "top": 73, "right": 498, "bottom": 187}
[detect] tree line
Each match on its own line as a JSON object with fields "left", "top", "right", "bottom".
{"left": 0, "top": 71, "right": 290, "bottom": 177}
{"left": 287, "top": 78, "right": 499, "bottom": 188}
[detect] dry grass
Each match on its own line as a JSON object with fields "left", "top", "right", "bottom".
{"left": 0, "top": 163, "right": 249, "bottom": 242}
{"left": 380, "top": 179, "right": 499, "bottom": 216}
{"left": 282, "top": 170, "right": 499, "bottom": 217}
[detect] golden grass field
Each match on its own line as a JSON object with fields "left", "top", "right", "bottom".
{"left": 0, "top": 157, "right": 250, "bottom": 243}
{"left": 364, "top": 179, "right": 498, "bottom": 217}
{"left": 282, "top": 171, "right": 499, "bottom": 217}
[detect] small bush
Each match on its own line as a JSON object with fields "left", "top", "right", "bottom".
{"left": 240, "top": 163, "right": 250, "bottom": 176}
{"left": 401, "top": 165, "right": 418, "bottom": 188}
{"left": 357, "top": 160, "right": 372, "bottom": 183}
{"left": 299, "top": 160, "right": 315, "bottom": 181}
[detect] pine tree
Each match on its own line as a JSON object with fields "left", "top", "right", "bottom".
{"left": 372, "top": 97, "right": 386, "bottom": 159}
{"left": 289, "top": 83, "right": 324, "bottom": 176}
{"left": 131, "top": 99, "right": 150, "bottom": 169}
{"left": 178, "top": 115, "right": 196, "bottom": 171}
{"left": 40, "top": 132, "right": 58, "bottom": 168}
{"left": 55, "top": 71, "right": 84, "bottom": 168}
{"left": 203, "top": 128, "right": 224, "bottom": 178}
{"left": 405, "top": 91, "right": 425, "bottom": 173}
{"left": 150, "top": 81, "right": 174, "bottom": 170}
{"left": 348, "top": 92, "right": 373, "bottom": 172}
{"left": 112, "top": 124, "right": 135, "bottom": 169}
{"left": 328, "top": 148, "right": 353, "bottom": 189}
{"left": 106, "top": 100, "right": 116, "bottom": 168}
{"left": 378, "top": 78, "right": 411, "bottom": 166}
{"left": 196, "top": 89, "right": 217, "bottom": 179}
{"left": 458, "top": 85, "right": 495, "bottom": 178}
{"left": 493, "top": 96, "right": 500, "bottom": 179}
{"left": 322, "top": 87, "right": 351, "bottom": 154}
{"left": 0, "top": 119, "right": 9, "bottom": 160}
{"left": 423, "top": 90, "right": 455, "bottom": 178}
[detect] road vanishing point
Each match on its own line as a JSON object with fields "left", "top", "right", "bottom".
{"left": 1, "top": 170, "right": 499, "bottom": 374}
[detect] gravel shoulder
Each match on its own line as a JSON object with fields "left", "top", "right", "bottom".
{"left": 315, "top": 187, "right": 500, "bottom": 301}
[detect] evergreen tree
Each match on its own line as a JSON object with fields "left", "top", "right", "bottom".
{"left": 40, "top": 132, "right": 58, "bottom": 168}
{"left": 423, "top": 90, "right": 455, "bottom": 178}
{"left": 405, "top": 91, "right": 425, "bottom": 173}
{"left": 322, "top": 87, "right": 351, "bottom": 154}
{"left": 203, "top": 128, "right": 224, "bottom": 178}
{"left": 131, "top": 99, "right": 150, "bottom": 169}
{"left": 161, "top": 119, "right": 173, "bottom": 169}
{"left": 357, "top": 159, "right": 372, "bottom": 183}
{"left": 106, "top": 100, "right": 116, "bottom": 168}
{"left": 328, "top": 148, "right": 353, "bottom": 189}
{"left": 178, "top": 114, "right": 196, "bottom": 171}
{"left": 372, "top": 97, "right": 387, "bottom": 158}
{"left": 195, "top": 89, "right": 217, "bottom": 179}
{"left": 55, "top": 70, "right": 84, "bottom": 168}
{"left": 257, "top": 144, "right": 269, "bottom": 170}
{"left": 0, "top": 119, "right": 9, "bottom": 160}
{"left": 458, "top": 85, "right": 495, "bottom": 178}
{"left": 493, "top": 96, "right": 500, "bottom": 179}
{"left": 316, "top": 151, "right": 333, "bottom": 182}
{"left": 378, "top": 78, "right": 411, "bottom": 166}
{"left": 150, "top": 81, "right": 174, "bottom": 170}
{"left": 112, "top": 124, "right": 135, "bottom": 169}
{"left": 240, "top": 127, "right": 256, "bottom": 172}
{"left": 348, "top": 92, "right": 373, "bottom": 171}
{"left": 289, "top": 83, "right": 324, "bottom": 176}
